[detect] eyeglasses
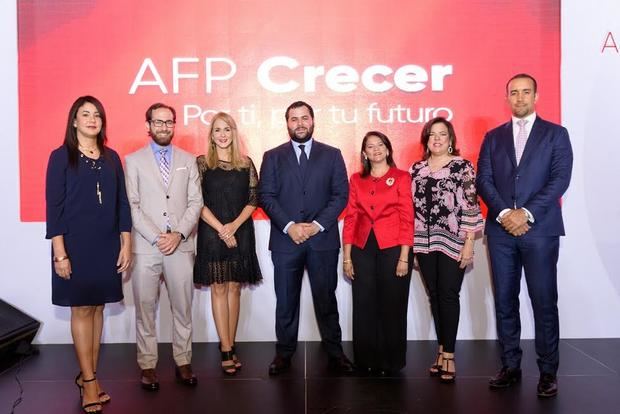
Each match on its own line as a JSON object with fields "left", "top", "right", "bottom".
{"left": 150, "top": 119, "right": 175, "bottom": 128}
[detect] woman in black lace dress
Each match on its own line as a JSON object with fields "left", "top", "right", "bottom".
{"left": 194, "top": 112, "right": 262, "bottom": 375}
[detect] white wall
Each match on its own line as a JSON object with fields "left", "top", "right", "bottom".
{"left": 0, "top": 0, "right": 618, "bottom": 344}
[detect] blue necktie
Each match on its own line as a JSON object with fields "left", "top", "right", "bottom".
{"left": 298, "top": 144, "right": 308, "bottom": 176}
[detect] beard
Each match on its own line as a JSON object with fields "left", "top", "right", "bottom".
{"left": 287, "top": 124, "right": 314, "bottom": 143}
{"left": 149, "top": 129, "right": 174, "bottom": 146}
{"left": 511, "top": 104, "right": 533, "bottom": 119}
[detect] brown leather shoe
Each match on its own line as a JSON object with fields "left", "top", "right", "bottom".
{"left": 268, "top": 355, "right": 291, "bottom": 376}
{"left": 140, "top": 369, "right": 159, "bottom": 391}
{"left": 328, "top": 354, "right": 356, "bottom": 374}
{"left": 175, "top": 364, "right": 198, "bottom": 386}
{"left": 537, "top": 373, "right": 558, "bottom": 398}
{"left": 489, "top": 367, "right": 522, "bottom": 389}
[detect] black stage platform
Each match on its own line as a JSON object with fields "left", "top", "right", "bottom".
{"left": 1, "top": 339, "right": 619, "bottom": 413}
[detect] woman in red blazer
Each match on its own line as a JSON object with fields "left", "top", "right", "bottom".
{"left": 342, "top": 131, "right": 414, "bottom": 375}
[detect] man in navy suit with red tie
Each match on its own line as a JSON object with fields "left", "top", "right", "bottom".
{"left": 477, "top": 74, "right": 573, "bottom": 398}
{"left": 259, "top": 101, "right": 354, "bottom": 375}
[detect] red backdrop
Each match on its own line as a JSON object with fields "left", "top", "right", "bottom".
{"left": 18, "top": 0, "right": 560, "bottom": 221}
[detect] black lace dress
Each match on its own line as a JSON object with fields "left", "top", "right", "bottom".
{"left": 193, "top": 157, "right": 262, "bottom": 286}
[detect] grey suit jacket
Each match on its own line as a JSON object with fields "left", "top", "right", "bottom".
{"left": 125, "top": 144, "right": 203, "bottom": 254}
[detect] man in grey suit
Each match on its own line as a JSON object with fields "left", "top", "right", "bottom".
{"left": 125, "top": 103, "right": 203, "bottom": 390}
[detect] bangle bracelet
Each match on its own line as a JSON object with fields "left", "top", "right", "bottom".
{"left": 398, "top": 259, "right": 408, "bottom": 263}
{"left": 343, "top": 260, "right": 352, "bottom": 264}
{"left": 53, "top": 255, "right": 68, "bottom": 262}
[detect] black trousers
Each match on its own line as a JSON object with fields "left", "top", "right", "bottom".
{"left": 416, "top": 251, "right": 465, "bottom": 353}
{"left": 351, "top": 231, "right": 412, "bottom": 371}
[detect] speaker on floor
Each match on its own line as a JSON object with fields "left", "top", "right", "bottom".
{"left": 0, "top": 299, "right": 40, "bottom": 364}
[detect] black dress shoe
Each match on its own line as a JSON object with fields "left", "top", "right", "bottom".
{"left": 328, "top": 354, "right": 355, "bottom": 374}
{"left": 175, "top": 364, "right": 198, "bottom": 387}
{"left": 489, "top": 367, "right": 522, "bottom": 389}
{"left": 268, "top": 355, "right": 291, "bottom": 376}
{"left": 537, "top": 373, "right": 558, "bottom": 398}
{"left": 140, "top": 369, "right": 160, "bottom": 391}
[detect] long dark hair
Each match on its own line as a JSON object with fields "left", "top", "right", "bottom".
{"left": 64, "top": 96, "right": 107, "bottom": 168}
{"left": 420, "top": 117, "right": 460, "bottom": 160}
{"left": 360, "top": 131, "right": 396, "bottom": 177}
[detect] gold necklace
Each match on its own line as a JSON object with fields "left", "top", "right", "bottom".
{"left": 79, "top": 144, "right": 98, "bottom": 155}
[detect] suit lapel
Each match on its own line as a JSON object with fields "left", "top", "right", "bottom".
{"left": 303, "top": 141, "right": 321, "bottom": 185}
{"left": 285, "top": 142, "right": 304, "bottom": 184}
{"left": 168, "top": 146, "right": 179, "bottom": 187}
{"left": 516, "top": 116, "right": 544, "bottom": 170}
{"left": 500, "top": 122, "right": 517, "bottom": 168}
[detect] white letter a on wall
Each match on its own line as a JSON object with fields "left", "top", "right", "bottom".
{"left": 129, "top": 58, "right": 169, "bottom": 94}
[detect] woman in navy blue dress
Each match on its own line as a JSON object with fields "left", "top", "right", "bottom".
{"left": 45, "top": 96, "right": 131, "bottom": 414}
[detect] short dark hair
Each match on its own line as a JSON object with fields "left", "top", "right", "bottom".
{"left": 420, "top": 117, "right": 460, "bottom": 160}
{"left": 145, "top": 103, "right": 176, "bottom": 122}
{"left": 64, "top": 95, "right": 107, "bottom": 168}
{"left": 285, "top": 101, "right": 314, "bottom": 121}
{"left": 505, "top": 73, "right": 538, "bottom": 95}
{"left": 360, "top": 131, "right": 396, "bottom": 177}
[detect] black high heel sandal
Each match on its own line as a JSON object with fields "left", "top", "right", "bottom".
{"left": 81, "top": 377, "right": 103, "bottom": 413}
{"left": 93, "top": 371, "right": 110, "bottom": 404}
{"left": 231, "top": 345, "right": 242, "bottom": 370}
{"left": 75, "top": 372, "right": 84, "bottom": 396}
{"left": 76, "top": 372, "right": 110, "bottom": 404}
{"left": 440, "top": 356, "right": 456, "bottom": 383}
{"left": 221, "top": 350, "right": 237, "bottom": 375}
{"left": 219, "top": 342, "right": 242, "bottom": 370}
{"left": 429, "top": 352, "right": 442, "bottom": 377}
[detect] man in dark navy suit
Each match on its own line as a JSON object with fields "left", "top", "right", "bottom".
{"left": 259, "top": 101, "right": 354, "bottom": 375}
{"left": 477, "top": 74, "right": 573, "bottom": 398}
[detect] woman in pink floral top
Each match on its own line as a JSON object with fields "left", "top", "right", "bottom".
{"left": 409, "top": 117, "right": 483, "bottom": 383}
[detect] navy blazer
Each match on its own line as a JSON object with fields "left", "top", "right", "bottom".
{"left": 259, "top": 140, "right": 349, "bottom": 252}
{"left": 476, "top": 116, "right": 573, "bottom": 237}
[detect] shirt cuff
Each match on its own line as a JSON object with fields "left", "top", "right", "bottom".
{"left": 496, "top": 209, "right": 511, "bottom": 223}
{"left": 283, "top": 221, "right": 294, "bottom": 234}
{"left": 521, "top": 208, "right": 535, "bottom": 223}
{"left": 313, "top": 220, "right": 325, "bottom": 232}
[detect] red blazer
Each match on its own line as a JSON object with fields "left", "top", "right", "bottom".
{"left": 343, "top": 167, "right": 414, "bottom": 250}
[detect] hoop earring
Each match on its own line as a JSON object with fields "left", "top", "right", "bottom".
{"left": 448, "top": 145, "right": 453, "bottom": 154}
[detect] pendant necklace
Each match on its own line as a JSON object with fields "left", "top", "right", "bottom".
{"left": 79, "top": 144, "right": 98, "bottom": 155}
{"left": 80, "top": 152, "right": 103, "bottom": 205}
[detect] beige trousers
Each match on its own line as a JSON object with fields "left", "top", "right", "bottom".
{"left": 132, "top": 251, "right": 194, "bottom": 369}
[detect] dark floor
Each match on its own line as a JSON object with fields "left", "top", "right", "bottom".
{"left": 1, "top": 339, "right": 619, "bottom": 414}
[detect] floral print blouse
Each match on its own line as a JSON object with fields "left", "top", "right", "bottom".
{"left": 409, "top": 157, "right": 484, "bottom": 261}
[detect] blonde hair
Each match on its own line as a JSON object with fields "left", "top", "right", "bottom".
{"left": 205, "top": 112, "right": 248, "bottom": 170}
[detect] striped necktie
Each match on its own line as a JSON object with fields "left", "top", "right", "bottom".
{"left": 159, "top": 148, "right": 170, "bottom": 186}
